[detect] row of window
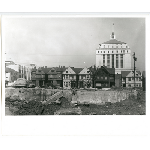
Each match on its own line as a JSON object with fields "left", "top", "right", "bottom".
{"left": 103, "top": 54, "right": 123, "bottom": 68}
{"left": 128, "top": 84, "right": 141, "bottom": 87}
{"left": 64, "top": 75, "right": 90, "bottom": 79}
{"left": 102, "top": 45, "right": 128, "bottom": 48}
{"left": 128, "top": 77, "right": 142, "bottom": 81}
{"left": 98, "top": 50, "right": 128, "bottom": 53}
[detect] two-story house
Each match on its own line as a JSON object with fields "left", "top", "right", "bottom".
{"left": 78, "top": 67, "right": 92, "bottom": 88}
{"left": 121, "top": 70, "right": 142, "bottom": 87}
{"left": 94, "top": 66, "right": 115, "bottom": 88}
{"left": 35, "top": 68, "right": 45, "bottom": 87}
{"left": 62, "top": 67, "right": 82, "bottom": 89}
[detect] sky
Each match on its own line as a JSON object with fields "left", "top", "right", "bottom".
{"left": 2, "top": 16, "right": 145, "bottom": 71}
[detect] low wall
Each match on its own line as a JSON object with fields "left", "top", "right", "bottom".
{"left": 73, "top": 90, "right": 138, "bottom": 104}
{"left": 5, "top": 88, "right": 62, "bottom": 101}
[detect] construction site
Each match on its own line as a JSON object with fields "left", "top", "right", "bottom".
{"left": 5, "top": 87, "right": 146, "bottom": 115}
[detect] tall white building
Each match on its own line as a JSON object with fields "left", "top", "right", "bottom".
{"left": 96, "top": 24, "right": 132, "bottom": 74}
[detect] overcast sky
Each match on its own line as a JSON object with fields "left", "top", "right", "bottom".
{"left": 2, "top": 16, "right": 145, "bottom": 71}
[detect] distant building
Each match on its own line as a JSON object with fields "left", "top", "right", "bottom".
{"left": 5, "top": 67, "right": 20, "bottom": 83}
{"left": 121, "top": 70, "right": 142, "bottom": 87}
{"left": 96, "top": 24, "right": 132, "bottom": 74}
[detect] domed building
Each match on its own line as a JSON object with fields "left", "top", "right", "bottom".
{"left": 96, "top": 24, "right": 132, "bottom": 74}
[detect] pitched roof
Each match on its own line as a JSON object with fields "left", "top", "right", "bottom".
{"left": 121, "top": 71, "right": 130, "bottom": 77}
{"left": 36, "top": 68, "right": 45, "bottom": 74}
{"left": 41, "top": 67, "right": 51, "bottom": 74}
{"left": 102, "top": 39, "right": 126, "bottom": 44}
{"left": 102, "top": 66, "right": 115, "bottom": 74}
{"left": 55, "top": 67, "right": 66, "bottom": 72}
{"left": 71, "top": 67, "right": 83, "bottom": 74}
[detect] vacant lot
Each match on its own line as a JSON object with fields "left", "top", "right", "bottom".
{"left": 5, "top": 92, "right": 145, "bottom": 115}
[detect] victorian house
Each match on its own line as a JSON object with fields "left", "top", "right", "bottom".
{"left": 121, "top": 70, "right": 142, "bottom": 87}
{"left": 62, "top": 67, "right": 82, "bottom": 89}
{"left": 94, "top": 66, "right": 115, "bottom": 88}
{"left": 78, "top": 67, "right": 92, "bottom": 88}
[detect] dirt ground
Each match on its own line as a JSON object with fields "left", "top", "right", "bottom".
{"left": 5, "top": 90, "right": 146, "bottom": 115}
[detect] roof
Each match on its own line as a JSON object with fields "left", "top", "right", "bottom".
{"left": 55, "top": 67, "right": 66, "bottom": 72}
{"left": 5, "top": 67, "right": 18, "bottom": 73}
{"left": 121, "top": 71, "right": 130, "bottom": 77}
{"left": 31, "top": 67, "right": 37, "bottom": 72}
{"left": 36, "top": 68, "right": 45, "bottom": 74}
{"left": 71, "top": 67, "right": 83, "bottom": 74}
{"left": 102, "top": 39, "right": 126, "bottom": 44}
{"left": 41, "top": 67, "right": 51, "bottom": 74}
{"left": 102, "top": 66, "right": 115, "bottom": 74}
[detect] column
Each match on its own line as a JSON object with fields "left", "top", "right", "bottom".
{"left": 114, "top": 54, "right": 116, "bottom": 68}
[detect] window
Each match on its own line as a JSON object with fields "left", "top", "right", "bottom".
{"left": 108, "top": 51, "right": 109, "bottom": 53}
{"left": 66, "top": 71, "right": 68, "bottom": 73}
{"left": 103, "top": 55, "right": 105, "bottom": 66}
{"left": 139, "top": 84, "right": 141, "bottom": 87}
{"left": 120, "top": 54, "right": 123, "bottom": 68}
{"left": 121, "top": 50, "right": 122, "bottom": 53}
{"left": 51, "top": 70, "right": 54, "bottom": 72}
{"left": 104, "top": 51, "right": 105, "bottom": 53}
{"left": 105, "top": 77, "right": 107, "bottom": 80}
{"left": 87, "top": 75, "right": 89, "bottom": 78}
{"left": 66, "top": 75, "right": 68, "bottom": 79}
{"left": 117, "top": 51, "right": 118, "bottom": 53}
{"left": 66, "top": 82, "right": 68, "bottom": 87}
{"left": 128, "top": 77, "right": 131, "bottom": 81}
{"left": 127, "top": 50, "right": 128, "bottom": 53}
{"left": 122, "top": 78, "right": 125, "bottom": 82}
{"left": 101, "top": 51, "right": 102, "bottom": 53}
{"left": 112, "top": 54, "right": 114, "bottom": 68}
{"left": 128, "top": 84, "right": 131, "bottom": 87}
{"left": 116, "top": 54, "right": 118, "bottom": 68}
{"left": 107, "top": 54, "right": 110, "bottom": 68}
{"left": 112, "top": 51, "right": 113, "bottom": 53}
{"left": 98, "top": 51, "right": 99, "bottom": 53}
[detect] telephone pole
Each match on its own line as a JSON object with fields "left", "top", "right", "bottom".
{"left": 133, "top": 52, "right": 137, "bottom": 88}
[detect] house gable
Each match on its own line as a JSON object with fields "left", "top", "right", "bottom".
{"left": 47, "top": 67, "right": 57, "bottom": 74}
{"left": 126, "top": 70, "right": 141, "bottom": 78}
{"left": 79, "top": 67, "right": 90, "bottom": 75}
{"left": 63, "top": 67, "right": 76, "bottom": 75}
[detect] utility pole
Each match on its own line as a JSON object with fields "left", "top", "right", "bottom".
{"left": 133, "top": 52, "right": 137, "bottom": 88}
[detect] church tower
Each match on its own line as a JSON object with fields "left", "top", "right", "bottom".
{"left": 96, "top": 24, "right": 132, "bottom": 74}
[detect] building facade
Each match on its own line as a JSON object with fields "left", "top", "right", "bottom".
{"left": 63, "top": 67, "right": 83, "bottom": 89}
{"left": 96, "top": 24, "right": 132, "bottom": 74}
{"left": 94, "top": 66, "right": 115, "bottom": 88}
{"left": 78, "top": 67, "right": 92, "bottom": 88}
{"left": 121, "top": 70, "right": 142, "bottom": 87}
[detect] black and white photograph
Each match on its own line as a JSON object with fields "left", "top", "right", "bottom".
{"left": 2, "top": 15, "right": 146, "bottom": 116}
